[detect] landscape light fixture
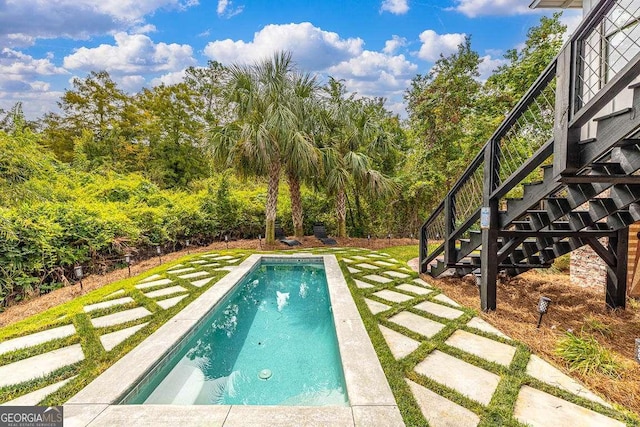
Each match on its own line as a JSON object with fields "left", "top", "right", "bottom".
{"left": 185, "top": 239, "right": 190, "bottom": 254}
{"left": 225, "top": 235, "right": 229, "bottom": 249}
{"left": 367, "top": 234, "right": 371, "bottom": 247}
{"left": 258, "top": 234, "right": 262, "bottom": 249}
{"left": 125, "top": 253, "right": 132, "bottom": 277}
{"left": 74, "top": 265, "right": 84, "bottom": 290}
{"left": 156, "top": 245, "right": 162, "bottom": 264}
{"left": 635, "top": 338, "right": 640, "bottom": 364}
{"left": 536, "top": 296, "right": 551, "bottom": 328}
{"left": 387, "top": 233, "right": 391, "bottom": 243}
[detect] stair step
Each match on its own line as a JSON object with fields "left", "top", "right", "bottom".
{"left": 611, "top": 144, "right": 640, "bottom": 174}
{"left": 610, "top": 184, "right": 640, "bottom": 209}
{"left": 607, "top": 211, "right": 634, "bottom": 230}
{"left": 589, "top": 162, "right": 626, "bottom": 175}
{"left": 512, "top": 220, "right": 532, "bottom": 230}
{"left": 593, "top": 107, "right": 634, "bottom": 122}
{"left": 546, "top": 197, "right": 571, "bottom": 222}
{"left": 589, "top": 198, "right": 618, "bottom": 221}
{"left": 568, "top": 211, "right": 593, "bottom": 230}
{"left": 578, "top": 138, "right": 597, "bottom": 146}
{"left": 549, "top": 221, "right": 571, "bottom": 230}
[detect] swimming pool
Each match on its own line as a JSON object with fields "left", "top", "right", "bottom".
{"left": 124, "top": 259, "right": 348, "bottom": 406}
{"left": 66, "top": 254, "right": 403, "bottom": 426}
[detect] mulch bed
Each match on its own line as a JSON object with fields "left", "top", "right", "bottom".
{"left": 431, "top": 271, "right": 640, "bottom": 415}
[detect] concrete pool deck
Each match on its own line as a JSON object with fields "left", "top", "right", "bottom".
{"left": 63, "top": 254, "right": 404, "bottom": 427}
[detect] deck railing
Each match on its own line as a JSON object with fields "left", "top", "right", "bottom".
{"left": 419, "top": 0, "right": 640, "bottom": 275}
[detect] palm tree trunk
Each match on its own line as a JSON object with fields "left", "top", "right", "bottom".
{"left": 265, "top": 161, "right": 281, "bottom": 245}
{"left": 288, "top": 173, "right": 304, "bottom": 238}
{"left": 336, "top": 188, "right": 347, "bottom": 238}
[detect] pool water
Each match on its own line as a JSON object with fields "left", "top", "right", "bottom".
{"left": 125, "top": 259, "right": 348, "bottom": 406}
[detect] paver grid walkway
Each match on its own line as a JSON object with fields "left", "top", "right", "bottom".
{"left": 0, "top": 248, "right": 632, "bottom": 426}
{"left": 0, "top": 252, "right": 245, "bottom": 406}
{"left": 342, "top": 251, "right": 627, "bottom": 427}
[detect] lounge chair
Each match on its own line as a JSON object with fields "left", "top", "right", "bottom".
{"left": 313, "top": 224, "right": 337, "bottom": 245}
{"left": 275, "top": 226, "right": 301, "bottom": 246}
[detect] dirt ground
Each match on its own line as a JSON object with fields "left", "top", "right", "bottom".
{"left": 0, "top": 237, "right": 415, "bottom": 328}
{"left": 431, "top": 271, "right": 640, "bottom": 415}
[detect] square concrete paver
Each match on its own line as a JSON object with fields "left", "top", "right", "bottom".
{"left": 526, "top": 355, "right": 608, "bottom": 405}
{"left": 375, "top": 261, "right": 396, "bottom": 267}
{"left": 156, "top": 294, "right": 188, "bottom": 310}
{"left": 213, "top": 255, "right": 234, "bottom": 260}
{"left": 388, "top": 311, "right": 445, "bottom": 339}
{"left": 364, "top": 298, "right": 391, "bottom": 314}
{"left": 372, "top": 290, "right": 413, "bottom": 304}
{"left": 225, "top": 258, "right": 241, "bottom": 264}
{"left": 83, "top": 297, "right": 134, "bottom": 313}
{"left": 413, "top": 278, "right": 433, "bottom": 288}
{"left": 434, "top": 293, "right": 461, "bottom": 307}
{"left": 445, "top": 330, "right": 516, "bottom": 367}
{"left": 144, "top": 285, "right": 187, "bottom": 299}
{"left": 415, "top": 300, "right": 464, "bottom": 320}
{"left": 352, "top": 256, "right": 369, "bottom": 261}
{"left": 139, "top": 274, "right": 161, "bottom": 283}
{"left": 103, "top": 289, "right": 125, "bottom": 299}
{"left": 166, "top": 267, "right": 195, "bottom": 274}
{"left": 215, "top": 266, "right": 236, "bottom": 272}
{"left": 348, "top": 267, "right": 362, "bottom": 274}
{"left": 100, "top": 323, "right": 148, "bottom": 351}
{"left": 363, "top": 274, "right": 393, "bottom": 284}
{"left": 0, "top": 324, "right": 76, "bottom": 355}
{"left": 513, "top": 386, "right": 624, "bottom": 427}
{"left": 200, "top": 263, "right": 220, "bottom": 267}
{"left": 466, "top": 317, "right": 510, "bottom": 340}
{"left": 415, "top": 350, "right": 500, "bottom": 405}
{"left": 0, "top": 344, "right": 84, "bottom": 388}
{"left": 189, "top": 260, "right": 207, "bottom": 264}
{"left": 2, "top": 376, "right": 76, "bottom": 406}
{"left": 178, "top": 271, "right": 209, "bottom": 279}
{"left": 396, "top": 284, "right": 432, "bottom": 295}
{"left": 135, "top": 278, "right": 172, "bottom": 289}
{"left": 341, "top": 258, "right": 354, "bottom": 263}
{"left": 379, "top": 325, "right": 420, "bottom": 359}
{"left": 354, "top": 279, "right": 375, "bottom": 289}
{"left": 384, "top": 270, "right": 410, "bottom": 279}
{"left": 356, "top": 263, "right": 379, "bottom": 270}
{"left": 200, "top": 253, "right": 220, "bottom": 258}
{"left": 406, "top": 379, "right": 480, "bottom": 427}
{"left": 91, "top": 307, "right": 152, "bottom": 328}
{"left": 191, "top": 277, "right": 214, "bottom": 287}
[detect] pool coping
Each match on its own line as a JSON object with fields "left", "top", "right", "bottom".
{"left": 64, "top": 254, "right": 404, "bottom": 426}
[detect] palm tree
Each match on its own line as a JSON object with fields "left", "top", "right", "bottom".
{"left": 211, "top": 52, "right": 318, "bottom": 244}
{"left": 321, "top": 79, "right": 396, "bottom": 238}
{"left": 282, "top": 72, "right": 321, "bottom": 238}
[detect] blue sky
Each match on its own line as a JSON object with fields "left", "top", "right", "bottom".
{"left": 0, "top": 0, "right": 582, "bottom": 119}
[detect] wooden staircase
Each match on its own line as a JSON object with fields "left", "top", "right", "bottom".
{"left": 419, "top": 0, "right": 640, "bottom": 311}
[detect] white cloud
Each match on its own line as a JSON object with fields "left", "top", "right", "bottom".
{"left": 416, "top": 30, "right": 466, "bottom": 62}
{"left": 0, "top": 0, "right": 198, "bottom": 47}
{"left": 204, "top": 22, "right": 363, "bottom": 70}
{"left": 63, "top": 33, "right": 196, "bottom": 74}
{"left": 0, "top": 48, "right": 68, "bottom": 78}
{"left": 131, "top": 24, "right": 157, "bottom": 35}
{"left": 383, "top": 35, "right": 407, "bottom": 54}
{"left": 449, "top": 0, "right": 534, "bottom": 17}
{"left": 380, "top": 0, "right": 409, "bottom": 15}
{"left": 217, "top": 0, "right": 243, "bottom": 18}
{"left": 478, "top": 54, "right": 509, "bottom": 80}
{"left": 151, "top": 70, "right": 188, "bottom": 86}
{"left": 118, "top": 75, "right": 147, "bottom": 92}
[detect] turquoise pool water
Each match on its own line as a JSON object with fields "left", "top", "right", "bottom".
{"left": 125, "top": 259, "right": 348, "bottom": 406}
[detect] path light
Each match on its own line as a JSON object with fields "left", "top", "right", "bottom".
{"left": 125, "top": 253, "right": 132, "bottom": 277}
{"left": 387, "top": 233, "right": 391, "bottom": 243}
{"left": 367, "top": 234, "right": 371, "bottom": 247}
{"left": 258, "top": 234, "right": 262, "bottom": 249}
{"left": 185, "top": 239, "right": 190, "bottom": 255}
{"left": 156, "top": 245, "right": 162, "bottom": 264}
{"left": 225, "top": 234, "right": 229, "bottom": 249}
{"left": 635, "top": 338, "right": 640, "bottom": 364}
{"left": 410, "top": 232, "right": 414, "bottom": 240}
{"left": 74, "top": 265, "right": 84, "bottom": 290}
{"left": 536, "top": 296, "right": 551, "bottom": 328}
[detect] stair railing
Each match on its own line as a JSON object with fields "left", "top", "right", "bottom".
{"left": 420, "top": 0, "right": 633, "bottom": 275}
